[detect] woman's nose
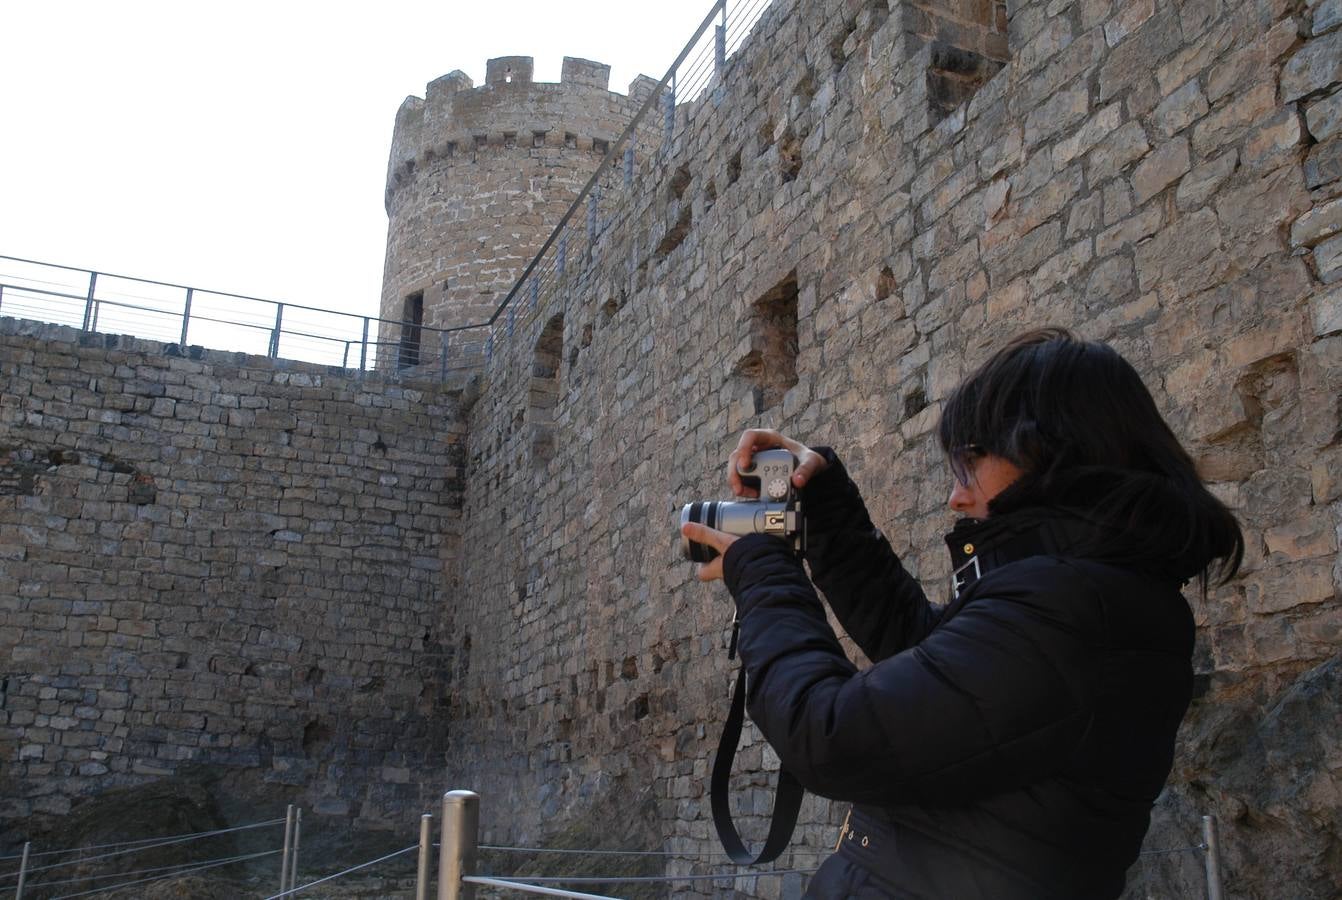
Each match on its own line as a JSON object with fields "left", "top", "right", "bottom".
{"left": 948, "top": 481, "right": 973, "bottom": 513}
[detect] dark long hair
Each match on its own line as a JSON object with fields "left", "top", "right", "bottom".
{"left": 937, "top": 328, "right": 1243, "bottom": 586}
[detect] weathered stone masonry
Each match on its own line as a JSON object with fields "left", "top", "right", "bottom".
{"left": 0, "top": 319, "right": 467, "bottom": 828}
{"left": 1, "top": 0, "right": 1340, "bottom": 897}
{"left": 425, "top": 0, "right": 1341, "bottom": 897}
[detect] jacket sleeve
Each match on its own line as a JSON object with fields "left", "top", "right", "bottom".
{"left": 802, "top": 449, "right": 939, "bottom": 660}
{"left": 722, "top": 536, "right": 1094, "bottom": 806}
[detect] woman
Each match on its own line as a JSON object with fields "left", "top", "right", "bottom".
{"left": 681, "top": 328, "right": 1242, "bottom": 899}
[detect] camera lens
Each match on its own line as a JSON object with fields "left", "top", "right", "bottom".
{"left": 680, "top": 502, "right": 720, "bottom": 562}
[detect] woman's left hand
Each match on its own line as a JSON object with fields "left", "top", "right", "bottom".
{"left": 681, "top": 521, "right": 739, "bottom": 582}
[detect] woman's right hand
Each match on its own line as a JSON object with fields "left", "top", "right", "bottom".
{"left": 728, "top": 429, "right": 828, "bottom": 497}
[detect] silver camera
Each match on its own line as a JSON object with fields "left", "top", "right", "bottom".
{"left": 679, "top": 449, "right": 806, "bottom": 562}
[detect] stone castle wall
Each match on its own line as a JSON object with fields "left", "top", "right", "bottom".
{"left": 436, "top": 0, "right": 1341, "bottom": 896}
{"left": 0, "top": 319, "right": 467, "bottom": 830}
{"left": 379, "top": 55, "right": 660, "bottom": 355}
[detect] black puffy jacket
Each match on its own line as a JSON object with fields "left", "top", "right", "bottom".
{"left": 721, "top": 452, "right": 1197, "bottom": 899}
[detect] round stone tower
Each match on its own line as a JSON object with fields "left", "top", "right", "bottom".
{"left": 380, "top": 56, "right": 657, "bottom": 366}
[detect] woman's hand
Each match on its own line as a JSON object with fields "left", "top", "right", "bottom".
{"left": 728, "top": 429, "right": 828, "bottom": 497}
{"left": 680, "top": 522, "right": 738, "bottom": 582}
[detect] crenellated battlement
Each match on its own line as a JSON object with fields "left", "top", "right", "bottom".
{"left": 385, "top": 56, "right": 653, "bottom": 202}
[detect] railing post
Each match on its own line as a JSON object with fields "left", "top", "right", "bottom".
{"left": 180, "top": 287, "right": 194, "bottom": 347}
{"left": 663, "top": 74, "right": 676, "bottom": 148}
{"left": 269, "top": 304, "right": 285, "bottom": 357}
{"left": 1202, "top": 815, "right": 1223, "bottom": 900}
{"left": 0, "top": 283, "right": 6, "bottom": 315}
{"left": 360, "top": 316, "right": 370, "bottom": 372}
{"left": 416, "top": 813, "right": 433, "bottom": 900}
{"left": 279, "top": 804, "right": 294, "bottom": 894}
{"left": 558, "top": 233, "right": 567, "bottom": 277}
{"left": 529, "top": 276, "right": 539, "bottom": 311}
{"left": 82, "top": 271, "right": 98, "bottom": 331}
{"left": 438, "top": 790, "right": 478, "bottom": 900}
{"left": 287, "top": 806, "right": 302, "bottom": 893}
{"left": 587, "top": 189, "right": 598, "bottom": 251}
{"left": 15, "top": 841, "right": 29, "bottom": 899}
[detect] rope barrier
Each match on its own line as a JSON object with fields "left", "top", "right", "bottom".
{"left": 45, "top": 848, "right": 280, "bottom": 900}
{"left": 0, "top": 818, "right": 285, "bottom": 877}
{"left": 261, "top": 843, "right": 418, "bottom": 899}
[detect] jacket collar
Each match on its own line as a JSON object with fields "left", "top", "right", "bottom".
{"left": 944, "top": 508, "right": 1099, "bottom": 599}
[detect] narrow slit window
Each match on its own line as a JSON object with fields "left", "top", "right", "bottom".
{"left": 398, "top": 291, "right": 424, "bottom": 370}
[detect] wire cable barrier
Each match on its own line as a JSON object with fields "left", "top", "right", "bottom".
{"left": 262, "top": 843, "right": 419, "bottom": 899}
{"left": 30, "top": 849, "right": 280, "bottom": 898}
{"left": 0, "top": 818, "right": 285, "bottom": 881}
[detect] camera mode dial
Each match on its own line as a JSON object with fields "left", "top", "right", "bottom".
{"left": 766, "top": 477, "right": 789, "bottom": 500}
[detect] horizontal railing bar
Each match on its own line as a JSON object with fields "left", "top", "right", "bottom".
{"left": 0, "top": 280, "right": 450, "bottom": 337}
{"left": 463, "top": 876, "right": 621, "bottom": 900}
{"left": 0, "top": 254, "right": 377, "bottom": 323}
{"left": 473, "top": 869, "right": 819, "bottom": 885}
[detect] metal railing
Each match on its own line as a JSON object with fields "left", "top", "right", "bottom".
{"left": 1, "top": 1, "right": 775, "bottom": 383}
{"left": 469, "top": 0, "right": 775, "bottom": 367}
{"left": 0, "top": 254, "right": 487, "bottom": 380}
{"left": 0, "top": 810, "right": 295, "bottom": 899}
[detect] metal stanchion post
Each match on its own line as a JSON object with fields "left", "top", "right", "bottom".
{"left": 15, "top": 841, "right": 30, "bottom": 899}
{"left": 1202, "top": 815, "right": 1224, "bottom": 900}
{"left": 287, "top": 807, "right": 303, "bottom": 893}
{"left": 269, "top": 304, "right": 285, "bottom": 357}
{"left": 416, "top": 813, "right": 433, "bottom": 900}
{"left": 438, "top": 790, "right": 479, "bottom": 900}
{"left": 279, "top": 804, "right": 295, "bottom": 894}
{"left": 82, "top": 271, "right": 98, "bottom": 331}
{"left": 179, "top": 287, "right": 193, "bottom": 347}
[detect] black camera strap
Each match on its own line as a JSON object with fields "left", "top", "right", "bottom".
{"left": 710, "top": 619, "right": 805, "bottom": 865}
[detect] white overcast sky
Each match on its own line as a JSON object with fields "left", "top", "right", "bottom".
{"left": 0, "top": 1, "right": 721, "bottom": 321}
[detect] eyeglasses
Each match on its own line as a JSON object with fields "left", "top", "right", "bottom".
{"left": 948, "top": 444, "right": 984, "bottom": 485}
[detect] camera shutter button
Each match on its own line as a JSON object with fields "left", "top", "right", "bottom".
{"left": 766, "top": 477, "right": 789, "bottom": 500}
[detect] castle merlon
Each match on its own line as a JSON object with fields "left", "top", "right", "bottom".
{"left": 385, "top": 56, "right": 651, "bottom": 198}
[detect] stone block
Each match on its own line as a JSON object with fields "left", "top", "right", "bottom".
{"left": 1312, "top": 283, "right": 1342, "bottom": 336}
{"left": 1315, "top": 0, "right": 1342, "bottom": 35}
{"left": 1132, "top": 137, "right": 1191, "bottom": 204}
{"left": 1177, "top": 149, "right": 1238, "bottom": 211}
{"left": 1191, "top": 81, "right": 1277, "bottom": 157}
{"left": 1104, "top": 0, "right": 1156, "bottom": 47}
{"left": 1134, "top": 208, "right": 1222, "bottom": 291}
{"left": 1315, "top": 233, "right": 1342, "bottom": 283}
{"left": 1151, "top": 80, "right": 1209, "bottom": 138}
{"left": 1053, "top": 103, "right": 1124, "bottom": 167}
{"left": 1087, "top": 121, "right": 1150, "bottom": 183}
{"left": 1280, "top": 31, "right": 1342, "bottom": 103}
{"left": 1098, "top": 9, "right": 1184, "bottom": 102}
{"left": 1305, "top": 88, "right": 1342, "bottom": 141}
{"left": 1290, "top": 196, "right": 1342, "bottom": 248}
